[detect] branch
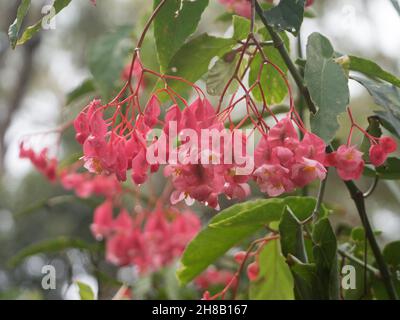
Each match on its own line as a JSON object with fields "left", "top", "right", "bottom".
{"left": 338, "top": 248, "right": 380, "bottom": 277}
{"left": 255, "top": 1, "right": 398, "bottom": 300}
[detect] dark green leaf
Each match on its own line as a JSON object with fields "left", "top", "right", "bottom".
{"left": 353, "top": 76, "right": 400, "bottom": 139}
{"left": 305, "top": 32, "right": 350, "bottom": 143}
{"left": 287, "top": 255, "right": 323, "bottom": 299}
{"left": 154, "top": 0, "right": 209, "bottom": 71}
{"left": 349, "top": 55, "right": 400, "bottom": 87}
{"left": 88, "top": 26, "right": 133, "bottom": 100}
{"left": 8, "top": 0, "right": 31, "bottom": 49}
{"left": 166, "top": 34, "right": 236, "bottom": 94}
{"left": 262, "top": 0, "right": 306, "bottom": 35}
{"left": 76, "top": 281, "right": 95, "bottom": 300}
{"left": 383, "top": 241, "right": 400, "bottom": 268}
{"left": 66, "top": 79, "right": 96, "bottom": 105}
{"left": 364, "top": 157, "right": 400, "bottom": 180}
{"left": 313, "top": 218, "right": 340, "bottom": 300}
{"left": 8, "top": 237, "right": 96, "bottom": 268}
{"left": 249, "top": 240, "right": 294, "bottom": 300}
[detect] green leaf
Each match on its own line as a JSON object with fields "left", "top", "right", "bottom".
{"left": 372, "top": 240, "right": 400, "bottom": 299}
{"left": 76, "top": 281, "right": 95, "bottom": 300}
{"left": 8, "top": 0, "right": 31, "bottom": 49}
{"left": 66, "top": 79, "right": 96, "bottom": 105}
{"left": 349, "top": 56, "right": 400, "bottom": 88}
{"left": 262, "top": 0, "right": 306, "bottom": 35}
{"left": 88, "top": 26, "right": 133, "bottom": 101}
{"left": 16, "top": 0, "right": 72, "bottom": 47}
{"left": 8, "top": 237, "right": 96, "bottom": 268}
{"left": 287, "top": 255, "right": 323, "bottom": 299}
{"left": 166, "top": 34, "right": 236, "bottom": 94}
{"left": 353, "top": 76, "right": 400, "bottom": 139}
{"left": 390, "top": 0, "right": 400, "bottom": 16}
{"left": 305, "top": 32, "right": 350, "bottom": 143}
{"left": 154, "top": 0, "right": 209, "bottom": 71}
{"left": 249, "top": 29, "right": 289, "bottom": 104}
{"left": 279, "top": 206, "right": 308, "bottom": 263}
{"left": 206, "top": 56, "right": 238, "bottom": 96}
{"left": 249, "top": 240, "right": 294, "bottom": 300}
{"left": 177, "top": 196, "right": 317, "bottom": 285}
{"left": 364, "top": 157, "right": 400, "bottom": 180}
{"left": 232, "top": 15, "right": 250, "bottom": 41}
{"left": 313, "top": 218, "right": 339, "bottom": 300}
{"left": 383, "top": 241, "right": 400, "bottom": 269}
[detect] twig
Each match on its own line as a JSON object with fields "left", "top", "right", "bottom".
{"left": 338, "top": 248, "right": 380, "bottom": 277}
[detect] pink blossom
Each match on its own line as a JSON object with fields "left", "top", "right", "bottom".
{"left": 369, "top": 144, "right": 387, "bottom": 167}
{"left": 19, "top": 143, "right": 58, "bottom": 182}
{"left": 326, "top": 145, "right": 364, "bottom": 180}
{"left": 91, "top": 200, "right": 114, "bottom": 240}
{"left": 379, "top": 136, "right": 397, "bottom": 154}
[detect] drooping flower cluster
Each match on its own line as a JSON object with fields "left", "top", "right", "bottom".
{"left": 74, "top": 95, "right": 161, "bottom": 184}
{"left": 91, "top": 202, "right": 201, "bottom": 273}
{"left": 19, "top": 142, "right": 57, "bottom": 181}
{"left": 163, "top": 98, "right": 252, "bottom": 209}
{"left": 60, "top": 170, "right": 121, "bottom": 198}
{"left": 253, "top": 116, "right": 327, "bottom": 196}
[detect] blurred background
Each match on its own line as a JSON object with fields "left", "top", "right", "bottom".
{"left": 0, "top": 0, "right": 399, "bottom": 299}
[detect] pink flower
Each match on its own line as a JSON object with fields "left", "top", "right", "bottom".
{"left": 60, "top": 171, "right": 121, "bottom": 198}
{"left": 326, "top": 145, "right": 364, "bottom": 180}
{"left": 379, "top": 136, "right": 397, "bottom": 153}
{"left": 19, "top": 143, "right": 58, "bottom": 182}
{"left": 253, "top": 117, "right": 327, "bottom": 196}
{"left": 296, "top": 132, "right": 326, "bottom": 163}
{"left": 91, "top": 200, "right": 114, "bottom": 240}
{"left": 267, "top": 117, "right": 298, "bottom": 148}
{"left": 247, "top": 261, "right": 259, "bottom": 282}
{"left": 253, "top": 164, "right": 294, "bottom": 197}
{"left": 369, "top": 144, "right": 387, "bottom": 167}
{"left": 100, "top": 205, "right": 201, "bottom": 274}
{"left": 219, "top": 0, "right": 252, "bottom": 18}
{"left": 292, "top": 157, "right": 327, "bottom": 187}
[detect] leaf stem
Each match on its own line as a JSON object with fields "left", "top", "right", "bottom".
{"left": 254, "top": 0, "right": 398, "bottom": 300}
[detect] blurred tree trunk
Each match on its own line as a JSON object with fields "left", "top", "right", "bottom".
{"left": 0, "top": 3, "right": 41, "bottom": 175}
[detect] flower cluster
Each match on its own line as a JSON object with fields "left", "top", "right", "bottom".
{"left": 253, "top": 116, "right": 327, "bottom": 197}
{"left": 19, "top": 142, "right": 57, "bottom": 181}
{"left": 163, "top": 98, "right": 252, "bottom": 209}
{"left": 91, "top": 201, "right": 201, "bottom": 273}
{"left": 74, "top": 95, "right": 161, "bottom": 184}
{"left": 60, "top": 170, "right": 121, "bottom": 199}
